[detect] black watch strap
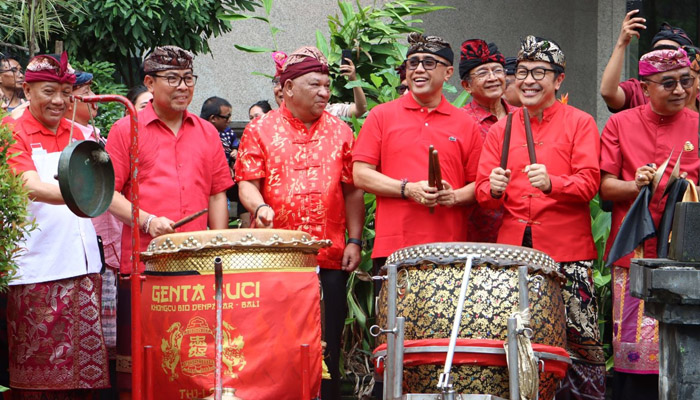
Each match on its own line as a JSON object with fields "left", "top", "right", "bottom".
{"left": 346, "top": 238, "right": 363, "bottom": 247}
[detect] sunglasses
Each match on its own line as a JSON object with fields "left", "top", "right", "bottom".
{"left": 644, "top": 76, "right": 695, "bottom": 91}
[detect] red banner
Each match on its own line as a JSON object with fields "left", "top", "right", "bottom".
{"left": 142, "top": 269, "right": 322, "bottom": 400}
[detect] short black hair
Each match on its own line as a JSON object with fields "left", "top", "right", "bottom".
{"left": 249, "top": 100, "right": 272, "bottom": 115}
{"left": 200, "top": 96, "right": 232, "bottom": 120}
{"left": 126, "top": 85, "right": 149, "bottom": 106}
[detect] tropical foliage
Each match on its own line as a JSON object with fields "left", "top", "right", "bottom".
{"left": 0, "top": 121, "right": 35, "bottom": 291}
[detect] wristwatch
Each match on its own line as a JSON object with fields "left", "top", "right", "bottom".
{"left": 346, "top": 238, "right": 363, "bottom": 247}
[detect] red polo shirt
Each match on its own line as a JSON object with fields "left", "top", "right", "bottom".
{"left": 601, "top": 104, "right": 700, "bottom": 268}
{"left": 106, "top": 102, "right": 233, "bottom": 273}
{"left": 234, "top": 104, "right": 355, "bottom": 270}
{"left": 6, "top": 111, "right": 72, "bottom": 172}
{"left": 611, "top": 78, "right": 648, "bottom": 113}
{"left": 475, "top": 101, "right": 600, "bottom": 263}
{"left": 353, "top": 94, "right": 483, "bottom": 258}
{"left": 462, "top": 99, "right": 518, "bottom": 243}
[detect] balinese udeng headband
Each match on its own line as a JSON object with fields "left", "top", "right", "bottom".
{"left": 143, "top": 46, "right": 194, "bottom": 73}
{"left": 504, "top": 57, "right": 518, "bottom": 75}
{"left": 406, "top": 32, "right": 454, "bottom": 65}
{"left": 24, "top": 52, "right": 76, "bottom": 84}
{"left": 458, "top": 39, "right": 505, "bottom": 80}
{"left": 652, "top": 23, "right": 693, "bottom": 47}
{"left": 683, "top": 46, "right": 700, "bottom": 72}
{"left": 639, "top": 48, "right": 691, "bottom": 77}
{"left": 518, "top": 35, "right": 566, "bottom": 70}
{"left": 279, "top": 46, "right": 329, "bottom": 87}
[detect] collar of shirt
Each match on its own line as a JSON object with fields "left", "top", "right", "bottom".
{"left": 401, "top": 93, "right": 453, "bottom": 115}
{"left": 641, "top": 102, "right": 686, "bottom": 125}
{"left": 519, "top": 98, "right": 563, "bottom": 125}
{"left": 279, "top": 102, "right": 326, "bottom": 133}
{"left": 140, "top": 101, "right": 196, "bottom": 128}
{"left": 465, "top": 98, "right": 516, "bottom": 124}
{"left": 18, "top": 109, "right": 71, "bottom": 138}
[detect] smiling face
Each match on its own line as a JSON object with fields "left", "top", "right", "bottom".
{"left": 0, "top": 58, "right": 24, "bottom": 91}
{"left": 406, "top": 52, "right": 453, "bottom": 107}
{"left": 461, "top": 61, "right": 505, "bottom": 106}
{"left": 283, "top": 72, "right": 330, "bottom": 124}
{"left": 24, "top": 81, "right": 72, "bottom": 131}
{"left": 515, "top": 60, "right": 564, "bottom": 113}
{"left": 642, "top": 67, "right": 693, "bottom": 116}
{"left": 144, "top": 69, "right": 194, "bottom": 114}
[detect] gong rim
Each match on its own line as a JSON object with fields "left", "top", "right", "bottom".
{"left": 57, "top": 140, "right": 115, "bottom": 218}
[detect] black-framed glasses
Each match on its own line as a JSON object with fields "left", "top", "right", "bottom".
{"left": 397, "top": 84, "right": 409, "bottom": 94}
{"left": 514, "top": 67, "right": 557, "bottom": 81}
{"left": 470, "top": 67, "right": 506, "bottom": 80}
{"left": 215, "top": 113, "right": 231, "bottom": 120}
{"left": 151, "top": 74, "right": 198, "bottom": 87}
{"left": 405, "top": 57, "right": 449, "bottom": 71}
{"left": 644, "top": 76, "right": 695, "bottom": 91}
{"left": 0, "top": 67, "right": 22, "bottom": 74}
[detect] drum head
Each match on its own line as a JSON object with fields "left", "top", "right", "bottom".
{"left": 58, "top": 140, "right": 115, "bottom": 218}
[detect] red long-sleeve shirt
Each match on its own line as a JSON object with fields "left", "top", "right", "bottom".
{"left": 475, "top": 101, "right": 600, "bottom": 263}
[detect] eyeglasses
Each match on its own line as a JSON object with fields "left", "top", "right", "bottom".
{"left": 151, "top": 74, "right": 198, "bottom": 87}
{"left": 0, "top": 67, "right": 22, "bottom": 74}
{"left": 514, "top": 67, "right": 557, "bottom": 81}
{"left": 405, "top": 57, "right": 449, "bottom": 71}
{"left": 396, "top": 84, "right": 409, "bottom": 94}
{"left": 644, "top": 76, "right": 695, "bottom": 91}
{"left": 215, "top": 113, "right": 231, "bottom": 120}
{"left": 470, "top": 67, "right": 506, "bottom": 80}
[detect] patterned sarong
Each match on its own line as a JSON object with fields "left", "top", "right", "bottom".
{"left": 612, "top": 265, "right": 659, "bottom": 374}
{"left": 556, "top": 260, "right": 607, "bottom": 400}
{"left": 7, "top": 274, "right": 110, "bottom": 391}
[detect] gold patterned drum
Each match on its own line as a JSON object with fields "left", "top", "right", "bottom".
{"left": 140, "top": 229, "right": 329, "bottom": 400}
{"left": 375, "top": 242, "right": 567, "bottom": 398}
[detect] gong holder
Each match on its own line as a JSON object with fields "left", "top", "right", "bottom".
{"left": 371, "top": 259, "right": 550, "bottom": 400}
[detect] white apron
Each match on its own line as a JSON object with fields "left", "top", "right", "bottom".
{"left": 11, "top": 143, "right": 102, "bottom": 285}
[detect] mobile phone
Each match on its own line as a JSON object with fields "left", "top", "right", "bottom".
{"left": 626, "top": 0, "right": 643, "bottom": 19}
{"left": 341, "top": 49, "right": 352, "bottom": 65}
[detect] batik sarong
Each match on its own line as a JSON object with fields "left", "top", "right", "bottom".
{"left": 7, "top": 274, "right": 110, "bottom": 391}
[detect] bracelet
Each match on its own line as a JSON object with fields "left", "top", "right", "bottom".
{"left": 254, "top": 203, "right": 271, "bottom": 220}
{"left": 142, "top": 214, "right": 156, "bottom": 234}
{"left": 400, "top": 178, "right": 408, "bottom": 199}
{"left": 347, "top": 238, "right": 363, "bottom": 247}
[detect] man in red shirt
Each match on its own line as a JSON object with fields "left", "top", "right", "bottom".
{"left": 4, "top": 52, "right": 109, "bottom": 399}
{"left": 475, "top": 36, "right": 605, "bottom": 399}
{"left": 458, "top": 39, "right": 516, "bottom": 243}
{"left": 235, "top": 46, "right": 364, "bottom": 400}
{"left": 600, "top": 48, "right": 700, "bottom": 400}
{"left": 600, "top": 14, "right": 693, "bottom": 112}
{"left": 353, "top": 33, "right": 483, "bottom": 268}
{"left": 105, "top": 46, "right": 233, "bottom": 396}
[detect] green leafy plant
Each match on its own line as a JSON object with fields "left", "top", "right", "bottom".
{"left": 590, "top": 195, "right": 613, "bottom": 369}
{"left": 70, "top": 60, "right": 128, "bottom": 136}
{"left": 61, "top": 0, "right": 262, "bottom": 86}
{"left": 0, "top": 120, "right": 36, "bottom": 291}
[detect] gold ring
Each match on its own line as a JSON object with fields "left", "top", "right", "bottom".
{"left": 420, "top": 198, "right": 425, "bottom": 205}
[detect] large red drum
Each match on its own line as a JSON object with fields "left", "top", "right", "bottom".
{"left": 140, "top": 229, "right": 328, "bottom": 400}
{"left": 375, "top": 242, "right": 569, "bottom": 398}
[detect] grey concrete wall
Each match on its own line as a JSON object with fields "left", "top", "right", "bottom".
{"left": 192, "top": 0, "right": 627, "bottom": 128}
{"left": 191, "top": 0, "right": 388, "bottom": 122}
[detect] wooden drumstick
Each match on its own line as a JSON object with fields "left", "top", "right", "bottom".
{"left": 523, "top": 108, "right": 537, "bottom": 164}
{"left": 500, "top": 112, "right": 513, "bottom": 170}
{"left": 432, "top": 150, "right": 444, "bottom": 190}
{"left": 171, "top": 208, "right": 208, "bottom": 229}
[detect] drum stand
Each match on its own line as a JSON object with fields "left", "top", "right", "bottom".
{"left": 373, "top": 259, "right": 548, "bottom": 400}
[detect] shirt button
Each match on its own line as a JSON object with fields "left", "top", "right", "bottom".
{"left": 425, "top": 122, "right": 429, "bottom": 126}
{"left": 420, "top": 109, "right": 424, "bottom": 112}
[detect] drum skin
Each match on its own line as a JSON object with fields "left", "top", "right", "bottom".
{"left": 377, "top": 242, "right": 567, "bottom": 398}
{"left": 140, "top": 229, "right": 329, "bottom": 400}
